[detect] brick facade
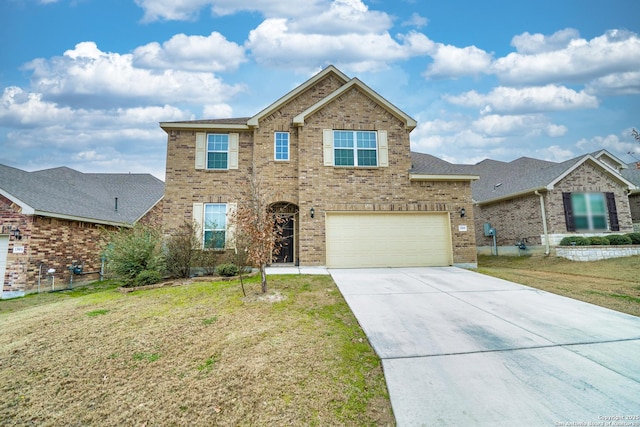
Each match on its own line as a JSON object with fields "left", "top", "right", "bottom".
{"left": 474, "top": 161, "right": 634, "bottom": 250}
{"left": 1, "top": 196, "right": 164, "bottom": 295}
{"left": 163, "top": 71, "right": 477, "bottom": 267}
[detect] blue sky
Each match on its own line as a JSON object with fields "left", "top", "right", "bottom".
{"left": 1, "top": 0, "right": 639, "bottom": 179}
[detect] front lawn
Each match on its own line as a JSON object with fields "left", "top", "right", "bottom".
{"left": 476, "top": 254, "right": 640, "bottom": 317}
{"left": 0, "top": 275, "right": 394, "bottom": 426}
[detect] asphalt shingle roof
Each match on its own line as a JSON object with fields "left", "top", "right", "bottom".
{"left": 0, "top": 164, "right": 164, "bottom": 226}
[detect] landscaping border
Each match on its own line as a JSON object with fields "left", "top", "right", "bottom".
{"left": 555, "top": 245, "right": 640, "bottom": 261}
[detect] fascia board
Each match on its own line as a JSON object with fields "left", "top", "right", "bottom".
{"left": 410, "top": 174, "right": 480, "bottom": 181}
{"left": 248, "top": 65, "right": 350, "bottom": 128}
{"left": 33, "top": 210, "right": 132, "bottom": 228}
{"left": 160, "top": 122, "right": 249, "bottom": 131}
{"left": 294, "top": 78, "right": 417, "bottom": 130}
{"left": 0, "top": 189, "right": 35, "bottom": 214}
{"left": 477, "top": 187, "right": 547, "bottom": 206}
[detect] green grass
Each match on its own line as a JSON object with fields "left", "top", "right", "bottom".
{"left": 476, "top": 254, "right": 640, "bottom": 316}
{"left": 86, "top": 309, "right": 109, "bottom": 317}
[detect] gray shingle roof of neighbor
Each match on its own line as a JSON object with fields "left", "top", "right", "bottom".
{"left": 411, "top": 150, "right": 636, "bottom": 204}
{"left": 0, "top": 164, "right": 164, "bottom": 226}
{"left": 622, "top": 162, "right": 640, "bottom": 189}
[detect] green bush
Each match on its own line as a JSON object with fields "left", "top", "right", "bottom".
{"left": 607, "top": 234, "right": 632, "bottom": 245}
{"left": 626, "top": 233, "right": 640, "bottom": 244}
{"left": 588, "top": 236, "right": 609, "bottom": 245}
{"left": 103, "top": 224, "right": 165, "bottom": 286}
{"left": 559, "top": 236, "right": 590, "bottom": 246}
{"left": 216, "top": 263, "right": 239, "bottom": 277}
{"left": 134, "top": 270, "right": 163, "bottom": 287}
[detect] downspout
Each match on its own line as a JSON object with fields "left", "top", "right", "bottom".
{"left": 535, "top": 191, "right": 550, "bottom": 255}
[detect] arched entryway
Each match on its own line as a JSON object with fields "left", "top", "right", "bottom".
{"left": 269, "top": 202, "right": 299, "bottom": 264}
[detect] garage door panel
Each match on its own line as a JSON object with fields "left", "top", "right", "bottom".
{"left": 326, "top": 213, "right": 452, "bottom": 268}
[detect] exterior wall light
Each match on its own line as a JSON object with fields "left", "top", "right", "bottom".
{"left": 460, "top": 208, "right": 466, "bottom": 218}
{"left": 310, "top": 207, "right": 315, "bottom": 218}
{"left": 12, "top": 227, "right": 22, "bottom": 240}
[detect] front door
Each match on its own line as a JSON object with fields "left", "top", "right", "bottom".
{"left": 274, "top": 215, "right": 294, "bottom": 263}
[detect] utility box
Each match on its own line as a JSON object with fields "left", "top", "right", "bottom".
{"left": 483, "top": 223, "right": 493, "bottom": 237}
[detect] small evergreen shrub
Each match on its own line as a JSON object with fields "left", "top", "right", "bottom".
{"left": 588, "top": 236, "right": 609, "bottom": 245}
{"left": 626, "top": 233, "right": 640, "bottom": 244}
{"left": 216, "top": 263, "right": 239, "bottom": 277}
{"left": 134, "top": 270, "right": 163, "bottom": 287}
{"left": 559, "top": 236, "right": 590, "bottom": 246}
{"left": 607, "top": 234, "right": 632, "bottom": 245}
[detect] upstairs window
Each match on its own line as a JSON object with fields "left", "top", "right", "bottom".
{"left": 333, "top": 130, "right": 377, "bottom": 167}
{"left": 275, "top": 132, "right": 289, "bottom": 161}
{"left": 207, "top": 134, "right": 229, "bottom": 169}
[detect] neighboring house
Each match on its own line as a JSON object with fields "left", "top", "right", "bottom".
{"left": 418, "top": 150, "right": 636, "bottom": 255}
{"left": 161, "top": 65, "right": 479, "bottom": 269}
{"left": 622, "top": 162, "right": 640, "bottom": 232}
{"left": 0, "top": 165, "right": 164, "bottom": 297}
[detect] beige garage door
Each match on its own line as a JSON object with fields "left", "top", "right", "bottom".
{"left": 325, "top": 212, "right": 452, "bottom": 268}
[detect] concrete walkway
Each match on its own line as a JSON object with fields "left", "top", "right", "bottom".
{"left": 330, "top": 267, "right": 640, "bottom": 427}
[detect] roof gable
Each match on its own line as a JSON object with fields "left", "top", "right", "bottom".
{"left": 0, "top": 164, "right": 164, "bottom": 226}
{"left": 247, "top": 65, "right": 350, "bottom": 128}
{"left": 292, "top": 77, "right": 417, "bottom": 130}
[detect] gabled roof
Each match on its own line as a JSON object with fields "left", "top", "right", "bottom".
{"left": 0, "top": 164, "right": 164, "bottom": 227}
{"left": 470, "top": 151, "right": 637, "bottom": 204}
{"left": 293, "top": 77, "right": 417, "bottom": 131}
{"left": 248, "top": 65, "right": 350, "bottom": 128}
{"left": 622, "top": 162, "right": 640, "bottom": 193}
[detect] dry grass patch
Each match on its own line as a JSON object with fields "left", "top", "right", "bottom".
{"left": 0, "top": 275, "right": 394, "bottom": 426}
{"left": 476, "top": 255, "right": 640, "bottom": 317}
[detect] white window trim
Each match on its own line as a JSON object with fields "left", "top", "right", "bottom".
{"left": 192, "top": 202, "right": 236, "bottom": 249}
{"left": 194, "top": 132, "right": 239, "bottom": 170}
{"left": 274, "top": 132, "right": 290, "bottom": 161}
{"left": 323, "top": 129, "right": 388, "bottom": 168}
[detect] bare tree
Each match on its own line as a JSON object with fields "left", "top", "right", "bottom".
{"left": 232, "top": 174, "right": 285, "bottom": 293}
{"left": 633, "top": 128, "right": 639, "bottom": 142}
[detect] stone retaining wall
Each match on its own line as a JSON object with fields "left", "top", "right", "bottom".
{"left": 555, "top": 245, "right": 640, "bottom": 261}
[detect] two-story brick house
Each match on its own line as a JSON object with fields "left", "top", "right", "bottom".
{"left": 161, "top": 66, "right": 478, "bottom": 269}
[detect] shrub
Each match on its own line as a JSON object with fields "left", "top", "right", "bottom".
{"left": 626, "top": 233, "right": 640, "bottom": 244}
{"left": 164, "top": 221, "right": 200, "bottom": 279}
{"left": 559, "top": 236, "right": 590, "bottom": 246}
{"left": 607, "top": 234, "right": 632, "bottom": 245}
{"left": 588, "top": 236, "right": 609, "bottom": 245}
{"left": 216, "top": 263, "right": 239, "bottom": 277}
{"left": 134, "top": 270, "right": 163, "bottom": 287}
{"left": 103, "top": 224, "right": 165, "bottom": 286}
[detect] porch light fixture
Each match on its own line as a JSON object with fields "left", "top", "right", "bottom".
{"left": 310, "top": 207, "right": 315, "bottom": 218}
{"left": 460, "top": 208, "right": 466, "bottom": 218}
{"left": 12, "top": 227, "right": 22, "bottom": 240}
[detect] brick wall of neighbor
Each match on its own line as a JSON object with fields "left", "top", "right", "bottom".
{"left": 162, "top": 76, "right": 477, "bottom": 267}
{"left": 1, "top": 194, "right": 162, "bottom": 294}
{"left": 545, "top": 161, "right": 633, "bottom": 234}
{"left": 473, "top": 195, "right": 543, "bottom": 247}
{"left": 628, "top": 193, "right": 640, "bottom": 225}
{"left": 473, "top": 161, "right": 634, "bottom": 249}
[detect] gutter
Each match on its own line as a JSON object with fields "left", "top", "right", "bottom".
{"left": 535, "top": 190, "right": 550, "bottom": 255}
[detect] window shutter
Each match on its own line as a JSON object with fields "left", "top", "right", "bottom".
{"left": 378, "top": 130, "right": 388, "bottom": 167}
{"left": 193, "top": 202, "right": 204, "bottom": 246}
{"left": 606, "top": 192, "right": 620, "bottom": 231}
{"left": 323, "top": 129, "right": 333, "bottom": 166}
{"left": 228, "top": 133, "right": 239, "bottom": 169}
{"left": 562, "top": 192, "right": 575, "bottom": 231}
{"left": 195, "top": 133, "right": 206, "bottom": 169}
{"left": 226, "top": 202, "right": 237, "bottom": 249}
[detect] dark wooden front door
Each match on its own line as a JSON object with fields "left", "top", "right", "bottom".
{"left": 274, "top": 215, "right": 294, "bottom": 263}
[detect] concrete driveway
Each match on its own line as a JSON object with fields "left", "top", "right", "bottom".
{"left": 330, "top": 267, "right": 640, "bottom": 427}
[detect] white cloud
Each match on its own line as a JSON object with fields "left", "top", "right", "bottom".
{"left": 203, "top": 104, "right": 234, "bottom": 118}
{"left": 402, "top": 12, "right": 428, "bottom": 28}
{"left": 247, "top": 20, "right": 432, "bottom": 72}
{"left": 133, "top": 32, "right": 246, "bottom": 72}
{"left": 472, "top": 114, "right": 567, "bottom": 138}
{"left": 0, "top": 86, "right": 74, "bottom": 127}
{"left": 445, "top": 85, "right": 598, "bottom": 114}
{"left": 288, "top": 0, "right": 392, "bottom": 35}
{"left": 423, "top": 44, "right": 493, "bottom": 79}
{"left": 576, "top": 132, "right": 640, "bottom": 158}
{"left": 134, "top": 0, "right": 324, "bottom": 22}
{"left": 24, "top": 42, "right": 245, "bottom": 108}
{"left": 586, "top": 71, "right": 640, "bottom": 96}
{"left": 510, "top": 28, "right": 580, "bottom": 54}
{"left": 534, "top": 145, "right": 575, "bottom": 162}
{"left": 493, "top": 29, "right": 640, "bottom": 85}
